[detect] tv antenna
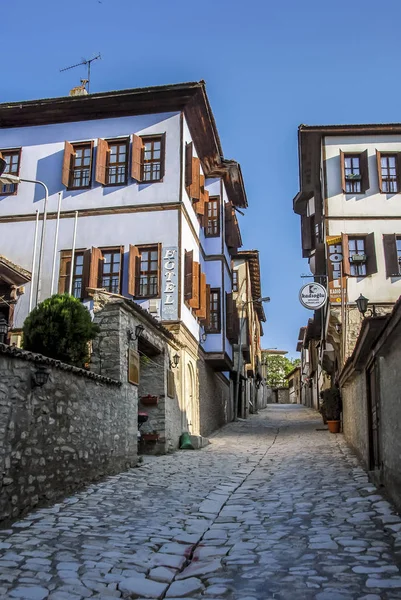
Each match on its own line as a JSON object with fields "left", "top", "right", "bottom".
{"left": 60, "top": 53, "right": 101, "bottom": 93}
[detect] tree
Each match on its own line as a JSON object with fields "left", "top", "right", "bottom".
{"left": 23, "top": 294, "right": 99, "bottom": 367}
{"left": 264, "top": 355, "right": 300, "bottom": 388}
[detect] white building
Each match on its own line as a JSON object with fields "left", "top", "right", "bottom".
{"left": 294, "top": 123, "right": 401, "bottom": 381}
{"left": 0, "top": 81, "right": 248, "bottom": 438}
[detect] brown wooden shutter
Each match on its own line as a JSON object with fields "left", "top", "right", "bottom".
{"left": 95, "top": 138, "right": 108, "bottom": 185}
{"left": 189, "top": 262, "right": 201, "bottom": 309}
{"left": 383, "top": 234, "right": 398, "bottom": 278}
{"left": 184, "top": 250, "right": 193, "bottom": 301}
{"left": 360, "top": 150, "right": 370, "bottom": 193}
{"left": 128, "top": 245, "right": 140, "bottom": 296}
{"left": 195, "top": 272, "right": 207, "bottom": 319}
{"left": 315, "top": 242, "right": 326, "bottom": 276}
{"left": 203, "top": 284, "right": 211, "bottom": 327}
{"left": 88, "top": 247, "right": 103, "bottom": 289}
{"left": 396, "top": 154, "right": 401, "bottom": 193}
{"left": 342, "top": 234, "right": 350, "bottom": 276}
{"left": 159, "top": 133, "right": 166, "bottom": 180}
{"left": 82, "top": 249, "right": 91, "bottom": 297}
{"left": 58, "top": 251, "right": 70, "bottom": 294}
{"left": 157, "top": 243, "right": 162, "bottom": 296}
{"left": 195, "top": 174, "right": 206, "bottom": 217}
{"left": 340, "top": 150, "right": 346, "bottom": 193}
{"left": 225, "top": 202, "right": 234, "bottom": 248}
{"left": 62, "top": 141, "right": 74, "bottom": 188}
{"left": 189, "top": 157, "right": 200, "bottom": 200}
{"left": 376, "top": 150, "right": 383, "bottom": 193}
{"left": 131, "top": 134, "right": 144, "bottom": 182}
{"left": 226, "top": 292, "right": 235, "bottom": 343}
{"left": 185, "top": 142, "right": 193, "bottom": 188}
{"left": 365, "top": 233, "right": 378, "bottom": 275}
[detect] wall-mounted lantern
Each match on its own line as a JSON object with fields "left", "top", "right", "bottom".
{"left": 355, "top": 294, "right": 377, "bottom": 317}
{"left": 127, "top": 323, "right": 145, "bottom": 343}
{"left": 171, "top": 353, "right": 180, "bottom": 369}
{"left": 0, "top": 316, "right": 8, "bottom": 344}
{"left": 32, "top": 365, "right": 50, "bottom": 388}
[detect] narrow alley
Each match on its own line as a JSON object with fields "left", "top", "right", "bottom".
{"left": 1, "top": 406, "right": 401, "bottom": 600}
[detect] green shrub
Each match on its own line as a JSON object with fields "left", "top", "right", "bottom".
{"left": 321, "top": 387, "right": 342, "bottom": 421}
{"left": 23, "top": 294, "right": 99, "bottom": 367}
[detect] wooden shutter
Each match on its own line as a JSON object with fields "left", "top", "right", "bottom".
{"left": 62, "top": 141, "right": 74, "bottom": 188}
{"left": 342, "top": 233, "right": 350, "bottom": 276}
{"left": 226, "top": 292, "right": 236, "bottom": 343}
{"left": 376, "top": 150, "right": 383, "bottom": 193}
{"left": 131, "top": 134, "right": 144, "bottom": 182}
{"left": 157, "top": 242, "right": 162, "bottom": 296}
{"left": 189, "top": 262, "right": 201, "bottom": 309}
{"left": 203, "top": 284, "right": 211, "bottom": 327}
{"left": 383, "top": 234, "right": 398, "bottom": 278}
{"left": 340, "top": 150, "right": 346, "bottom": 193}
{"left": 188, "top": 157, "right": 200, "bottom": 200}
{"left": 95, "top": 138, "right": 108, "bottom": 185}
{"left": 360, "top": 150, "right": 370, "bottom": 193}
{"left": 195, "top": 272, "right": 207, "bottom": 319}
{"left": 184, "top": 250, "right": 193, "bottom": 301}
{"left": 195, "top": 174, "right": 206, "bottom": 217}
{"left": 58, "top": 251, "right": 70, "bottom": 294}
{"left": 315, "top": 242, "right": 326, "bottom": 276}
{"left": 301, "top": 215, "right": 313, "bottom": 254}
{"left": 159, "top": 133, "right": 166, "bottom": 180}
{"left": 185, "top": 142, "right": 193, "bottom": 188}
{"left": 365, "top": 233, "right": 378, "bottom": 275}
{"left": 225, "top": 202, "right": 234, "bottom": 248}
{"left": 397, "top": 153, "right": 401, "bottom": 193}
{"left": 88, "top": 247, "right": 103, "bottom": 289}
{"left": 128, "top": 245, "right": 140, "bottom": 296}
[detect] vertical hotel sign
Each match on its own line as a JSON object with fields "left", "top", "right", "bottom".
{"left": 326, "top": 235, "right": 346, "bottom": 304}
{"left": 161, "top": 246, "right": 178, "bottom": 320}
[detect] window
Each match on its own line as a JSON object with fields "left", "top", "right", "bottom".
{"left": 106, "top": 140, "right": 128, "bottom": 185}
{"left": 143, "top": 136, "right": 164, "bottom": 182}
{"left": 232, "top": 270, "right": 239, "bottom": 292}
{"left": 137, "top": 246, "right": 160, "bottom": 297}
{"left": 348, "top": 237, "right": 367, "bottom": 276}
{"left": 344, "top": 156, "right": 361, "bottom": 193}
{"left": 0, "top": 149, "right": 21, "bottom": 195}
{"left": 377, "top": 151, "right": 401, "bottom": 194}
{"left": 58, "top": 251, "right": 85, "bottom": 298}
{"left": 205, "top": 197, "right": 220, "bottom": 237}
{"left": 70, "top": 144, "right": 93, "bottom": 189}
{"left": 340, "top": 150, "right": 369, "bottom": 194}
{"left": 206, "top": 288, "right": 221, "bottom": 333}
{"left": 383, "top": 234, "right": 401, "bottom": 277}
{"left": 100, "top": 249, "right": 122, "bottom": 294}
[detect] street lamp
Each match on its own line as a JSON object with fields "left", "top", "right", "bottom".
{"left": 234, "top": 296, "right": 270, "bottom": 421}
{"left": 355, "top": 293, "right": 377, "bottom": 317}
{"left": 0, "top": 165, "right": 49, "bottom": 309}
{"left": 0, "top": 316, "right": 8, "bottom": 344}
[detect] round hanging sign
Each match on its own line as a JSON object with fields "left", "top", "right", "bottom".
{"left": 299, "top": 282, "right": 327, "bottom": 310}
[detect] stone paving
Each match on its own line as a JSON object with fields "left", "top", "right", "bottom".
{"left": 1, "top": 405, "right": 401, "bottom": 599}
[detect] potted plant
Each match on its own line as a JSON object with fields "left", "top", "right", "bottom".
{"left": 322, "top": 387, "right": 342, "bottom": 433}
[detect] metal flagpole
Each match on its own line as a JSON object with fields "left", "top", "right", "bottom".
{"left": 50, "top": 191, "right": 62, "bottom": 296}
{"left": 29, "top": 210, "right": 40, "bottom": 312}
{"left": 68, "top": 211, "right": 78, "bottom": 296}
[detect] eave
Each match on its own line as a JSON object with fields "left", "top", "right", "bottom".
{"left": 0, "top": 255, "right": 31, "bottom": 286}
{"left": 0, "top": 81, "right": 247, "bottom": 208}
{"left": 204, "top": 352, "right": 233, "bottom": 372}
{"left": 234, "top": 250, "right": 266, "bottom": 322}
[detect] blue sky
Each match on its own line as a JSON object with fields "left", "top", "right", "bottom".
{"left": 2, "top": 0, "right": 401, "bottom": 357}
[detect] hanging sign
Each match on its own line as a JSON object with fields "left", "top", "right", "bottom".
{"left": 299, "top": 282, "right": 327, "bottom": 310}
{"left": 326, "top": 235, "right": 346, "bottom": 305}
{"left": 161, "top": 246, "right": 178, "bottom": 320}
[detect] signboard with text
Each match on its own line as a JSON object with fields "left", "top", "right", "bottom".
{"left": 299, "top": 283, "right": 327, "bottom": 310}
{"left": 326, "top": 235, "right": 346, "bottom": 305}
{"left": 161, "top": 246, "right": 179, "bottom": 321}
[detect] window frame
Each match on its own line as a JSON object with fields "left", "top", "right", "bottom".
{"left": 99, "top": 246, "right": 123, "bottom": 295}
{"left": 105, "top": 138, "right": 129, "bottom": 187}
{"left": 135, "top": 244, "right": 161, "bottom": 299}
{"left": 205, "top": 196, "right": 220, "bottom": 237}
{"left": 377, "top": 151, "right": 401, "bottom": 194}
{"left": 206, "top": 288, "right": 221, "bottom": 334}
{"left": 348, "top": 236, "right": 367, "bottom": 277}
{"left": 340, "top": 150, "right": 369, "bottom": 194}
{"left": 141, "top": 134, "right": 165, "bottom": 183}
{"left": 68, "top": 142, "right": 94, "bottom": 190}
{"left": 0, "top": 148, "right": 21, "bottom": 196}
{"left": 58, "top": 249, "right": 86, "bottom": 299}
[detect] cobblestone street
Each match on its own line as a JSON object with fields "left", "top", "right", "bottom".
{"left": 1, "top": 405, "right": 401, "bottom": 600}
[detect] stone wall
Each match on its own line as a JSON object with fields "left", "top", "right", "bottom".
{"left": 341, "top": 372, "right": 369, "bottom": 466}
{"left": 198, "top": 356, "right": 231, "bottom": 437}
{"left": 0, "top": 346, "right": 137, "bottom": 523}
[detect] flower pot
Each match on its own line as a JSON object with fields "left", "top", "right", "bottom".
{"left": 141, "top": 433, "right": 159, "bottom": 442}
{"left": 327, "top": 420, "right": 340, "bottom": 434}
{"left": 140, "top": 395, "right": 158, "bottom": 406}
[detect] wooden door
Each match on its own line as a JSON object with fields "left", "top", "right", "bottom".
{"left": 367, "top": 363, "right": 381, "bottom": 472}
